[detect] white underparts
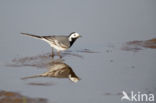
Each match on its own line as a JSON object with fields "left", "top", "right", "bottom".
{"left": 41, "top": 38, "right": 67, "bottom": 51}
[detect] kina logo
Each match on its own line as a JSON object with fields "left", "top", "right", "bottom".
{"left": 121, "top": 91, "right": 154, "bottom": 102}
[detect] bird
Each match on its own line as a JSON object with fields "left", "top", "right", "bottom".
{"left": 21, "top": 60, "right": 80, "bottom": 83}
{"left": 21, "top": 32, "right": 81, "bottom": 58}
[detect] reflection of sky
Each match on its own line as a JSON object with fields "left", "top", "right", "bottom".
{"left": 0, "top": 1, "right": 156, "bottom": 45}
{"left": 0, "top": 0, "right": 156, "bottom": 103}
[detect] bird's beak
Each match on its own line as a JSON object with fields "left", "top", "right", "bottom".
{"left": 79, "top": 35, "right": 82, "bottom": 38}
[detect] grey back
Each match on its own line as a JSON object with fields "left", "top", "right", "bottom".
{"left": 43, "top": 35, "right": 70, "bottom": 48}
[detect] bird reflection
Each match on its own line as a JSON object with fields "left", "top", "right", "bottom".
{"left": 22, "top": 60, "right": 80, "bottom": 83}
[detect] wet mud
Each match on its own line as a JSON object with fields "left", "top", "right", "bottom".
{"left": 122, "top": 38, "right": 156, "bottom": 52}
{"left": 0, "top": 90, "right": 48, "bottom": 103}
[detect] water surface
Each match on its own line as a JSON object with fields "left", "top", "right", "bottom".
{"left": 0, "top": 0, "right": 156, "bottom": 103}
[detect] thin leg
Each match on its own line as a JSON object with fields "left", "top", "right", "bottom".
{"left": 51, "top": 48, "right": 54, "bottom": 58}
{"left": 57, "top": 51, "right": 62, "bottom": 58}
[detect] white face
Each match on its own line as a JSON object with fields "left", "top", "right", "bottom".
{"left": 70, "top": 32, "right": 80, "bottom": 38}
{"left": 69, "top": 32, "right": 81, "bottom": 41}
{"left": 69, "top": 74, "right": 80, "bottom": 83}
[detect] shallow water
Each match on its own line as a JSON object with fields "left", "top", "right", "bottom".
{"left": 0, "top": 90, "right": 48, "bottom": 103}
{"left": 0, "top": 0, "right": 156, "bottom": 103}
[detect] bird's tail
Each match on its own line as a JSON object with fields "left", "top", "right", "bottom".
{"left": 21, "top": 74, "right": 42, "bottom": 80}
{"left": 21, "top": 32, "right": 42, "bottom": 39}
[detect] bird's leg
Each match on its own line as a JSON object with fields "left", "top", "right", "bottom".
{"left": 51, "top": 48, "right": 54, "bottom": 58}
{"left": 57, "top": 51, "right": 62, "bottom": 58}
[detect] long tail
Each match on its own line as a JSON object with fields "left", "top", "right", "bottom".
{"left": 21, "top": 74, "right": 42, "bottom": 80}
{"left": 21, "top": 32, "right": 42, "bottom": 39}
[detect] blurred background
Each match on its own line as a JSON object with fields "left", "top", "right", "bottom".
{"left": 0, "top": 0, "right": 156, "bottom": 103}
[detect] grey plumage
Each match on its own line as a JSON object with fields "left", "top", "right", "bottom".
{"left": 21, "top": 32, "right": 81, "bottom": 58}
{"left": 43, "top": 35, "right": 71, "bottom": 48}
{"left": 21, "top": 32, "right": 70, "bottom": 48}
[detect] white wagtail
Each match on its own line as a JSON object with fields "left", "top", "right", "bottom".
{"left": 22, "top": 61, "right": 80, "bottom": 83}
{"left": 21, "top": 32, "right": 81, "bottom": 58}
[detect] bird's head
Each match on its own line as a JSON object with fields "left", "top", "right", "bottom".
{"left": 68, "top": 32, "right": 81, "bottom": 42}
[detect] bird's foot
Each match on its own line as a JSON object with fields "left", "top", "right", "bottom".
{"left": 57, "top": 51, "right": 62, "bottom": 58}
{"left": 49, "top": 53, "right": 55, "bottom": 58}
{"left": 51, "top": 54, "right": 55, "bottom": 58}
{"left": 59, "top": 55, "right": 62, "bottom": 58}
